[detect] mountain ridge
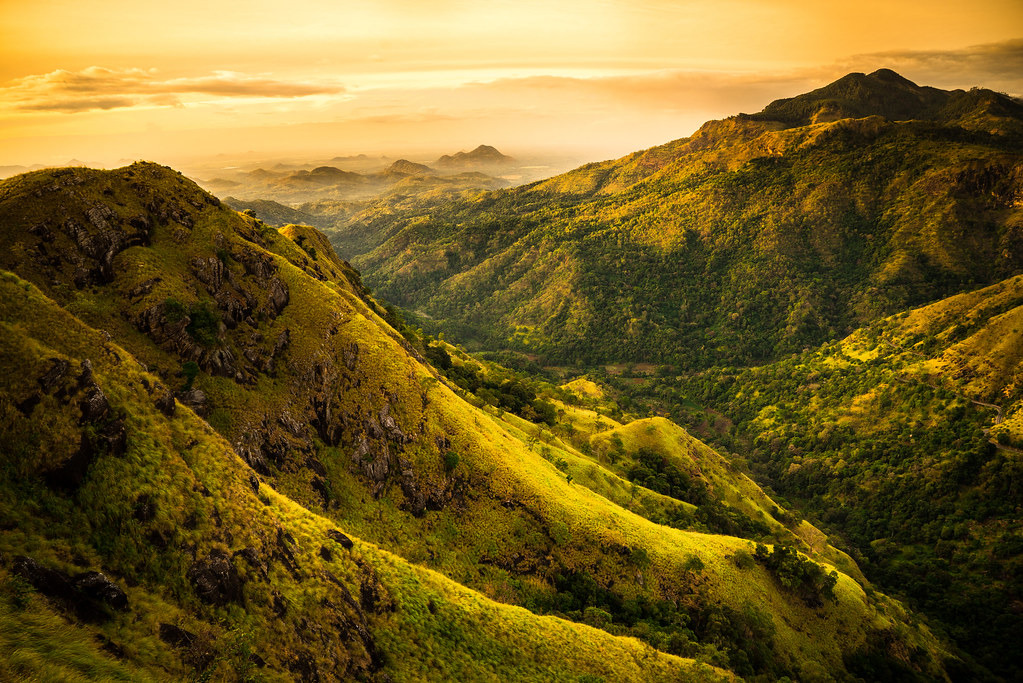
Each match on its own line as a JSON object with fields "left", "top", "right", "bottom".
{"left": 334, "top": 69, "right": 1023, "bottom": 369}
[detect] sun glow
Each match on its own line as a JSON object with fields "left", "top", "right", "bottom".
{"left": 1, "top": 0, "right": 1021, "bottom": 167}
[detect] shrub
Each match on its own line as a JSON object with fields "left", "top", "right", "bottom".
{"left": 443, "top": 451, "right": 460, "bottom": 472}
{"left": 185, "top": 301, "right": 220, "bottom": 347}
{"left": 182, "top": 361, "right": 200, "bottom": 390}
{"left": 753, "top": 543, "right": 837, "bottom": 607}
{"left": 732, "top": 549, "right": 756, "bottom": 569}
{"left": 164, "top": 297, "right": 187, "bottom": 323}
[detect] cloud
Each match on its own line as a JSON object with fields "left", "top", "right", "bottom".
{"left": 2, "top": 66, "right": 344, "bottom": 113}
{"left": 451, "top": 38, "right": 1023, "bottom": 127}
{"left": 23, "top": 97, "right": 140, "bottom": 114}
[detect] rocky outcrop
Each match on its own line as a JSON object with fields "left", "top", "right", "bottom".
{"left": 65, "top": 207, "right": 152, "bottom": 288}
{"left": 327, "top": 529, "right": 354, "bottom": 550}
{"left": 13, "top": 556, "right": 129, "bottom": 621}
{"left": 175, "top": 389, "right": 209, "bottom": 417}
{"left": 234, "top": 410, "right": 312, "bottom": 474}
{"left": 187, "top": 549, "right": 244, "bottom": 606}
{"left": 43, "top": 359, "right": 127, "bottom": 491}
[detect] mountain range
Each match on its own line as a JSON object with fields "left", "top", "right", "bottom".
{"left": 196, "top": 145, "right": 529, "bottom": 207}
{"left": 334, "top": 69, "right": 1023, "bottom": 370}
{"left": 318, "top": 69, "right": 1023, "bottom": 679}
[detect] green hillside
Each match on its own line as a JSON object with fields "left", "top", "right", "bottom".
{"left": 0, "top": 269, "right": 734, "bottom": 682}
{"left": 334, "top": 70, "right": 1023, "bottom": 368}
{"left": 0, "top": 163, "right": 955, "bottom": 680}
{"left": 609, "top": 274, "right": 1023, "bottom": 679}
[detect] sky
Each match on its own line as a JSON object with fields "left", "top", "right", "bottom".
{"left": 1, "top": 0, "right": 1022, "bottom": 169}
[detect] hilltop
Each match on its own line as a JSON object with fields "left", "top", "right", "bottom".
{"left": 0, "top": 163, "right": 957, "bottom": 680}
{"left": 387, "top": 159, "right": 437, "bottom": 176}
{"left": 748, "top": 68, "right": 1023, "bottom": 132}
{"left": 334, "top": 70, "right": 1023, "bottom": 368}
{"left": 436, "top": 144, "right": 515, "bottom": 169}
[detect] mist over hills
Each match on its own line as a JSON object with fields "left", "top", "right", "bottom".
{"left": 194, "top": 145, "right": 544, "bottom": 207}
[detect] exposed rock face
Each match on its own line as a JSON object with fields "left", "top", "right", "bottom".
{"left": 79, "top": 385, "right": 110, "bottom": 422}
{"left": 65, "top": 207, "right": 152, "bottom": 288}
{"left": 176, "top": 389, "right": 209, "bottom": 417}
{"left": 234, "top": 411, "right": 310, "bottom": 474}
{"left": 154, "top": 388, "right": 176, "bottom": 416}
{"left": 73, "top": 571, "right": 130, "bottom": 613}
{"left": 188, "top": 550, "right": 244, "bottom": 606}
{"left": 13, "top": 556, "right": 129, "bottom": 621}
{"left": 41, "top": 359, "right": 127, "bottom": 491}
{"left": 158, "top": 622, "right": 196, "bottom": 649}
{"left": 327, "top": 529, "right": 354, "bottom": 550}
{"left": 126, "top": 245, "right": 291, "bottom": 385}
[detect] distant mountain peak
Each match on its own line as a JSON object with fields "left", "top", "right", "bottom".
{"left": 868, "top": 68, "right": 917, "bottom": 86}
{"left": 752, "top": 68, "right": 952, "bottom": 126}
{"left": 436, "top": 145, "right": 514, "bottom": 168}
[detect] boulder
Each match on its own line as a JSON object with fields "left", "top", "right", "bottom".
{"left": 73, "top": 571, "right": 129, "bottom": 613}
{"left": 327, "top": 529, "right": 354, "bottom": 550}
{"left": 13, "top": 556, "right": 129, "bottom": 620}
{"left": 176, "top": 389, "right": 208, "bottom": 416}
{"left": 158, "top": 622, "right": 196, "bottom": 648}
{"left": 187, "top": 550, "right": 243, "bottom": 606}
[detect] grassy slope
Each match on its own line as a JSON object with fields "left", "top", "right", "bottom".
{"left": 624, "top": 274, "right": 1023, "bottom": 678}
{"left": 0, "top": 270, "right": 732, "bottom": 682}
{"left": 0, "top": 163, "right": 952, "bottom": 680}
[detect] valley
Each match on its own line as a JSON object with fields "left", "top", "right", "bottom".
{"left": 1, "top": 67, "right": 1022, "bottom": 682}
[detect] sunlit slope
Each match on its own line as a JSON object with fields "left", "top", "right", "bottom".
{"left": 0, "top": 270, "right": 739, "bottom": 682}
{"left": 588, "top": 418, "right": 864, "bottom": 582}
{"left": 870, "top": 273, "right": 1023, "bottom": 422}
{"left": 0, "top": 163, "right": 952, "bottom": 679}
{"left": 648, "top": 276, "right": 1023, "bottom": 679}
{"left": 340, "top": 71, "right": 1023, "bottom": 367}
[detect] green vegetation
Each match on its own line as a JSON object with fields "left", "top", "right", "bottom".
{"left": 604, "top": 280, "right": 1023, "bottom": 678}
{"left": 9, "top": 68, "right": 1018, "bottom": 678}
{"left": 0, "top": 162, "right": 956, "bottom": 680}
{"left": 753, "top": 543, "right": 838, "bottom": 608}
{"left": 301, "top": 70, "right": 1023, "bottom": 679}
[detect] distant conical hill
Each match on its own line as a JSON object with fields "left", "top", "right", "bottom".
{"left": 435, "top": 144, "right": 514, "bottom": 168}
{"left": 0, "top": 162, "right": 954, "bottom": 680}
{"left": 335, "top": 70, "right": 1023, "bottom": 369}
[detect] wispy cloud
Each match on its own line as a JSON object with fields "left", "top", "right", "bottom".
{"left": 2, "top": 67, "right": 344, "bottom": 113}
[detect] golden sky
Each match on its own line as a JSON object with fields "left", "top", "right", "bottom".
{"left": 1, "top": 0, "right": 1021, "bottom": 167}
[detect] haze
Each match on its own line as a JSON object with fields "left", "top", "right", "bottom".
{"left": 2, "top": 0, "right": 1021, "bottom": 169}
